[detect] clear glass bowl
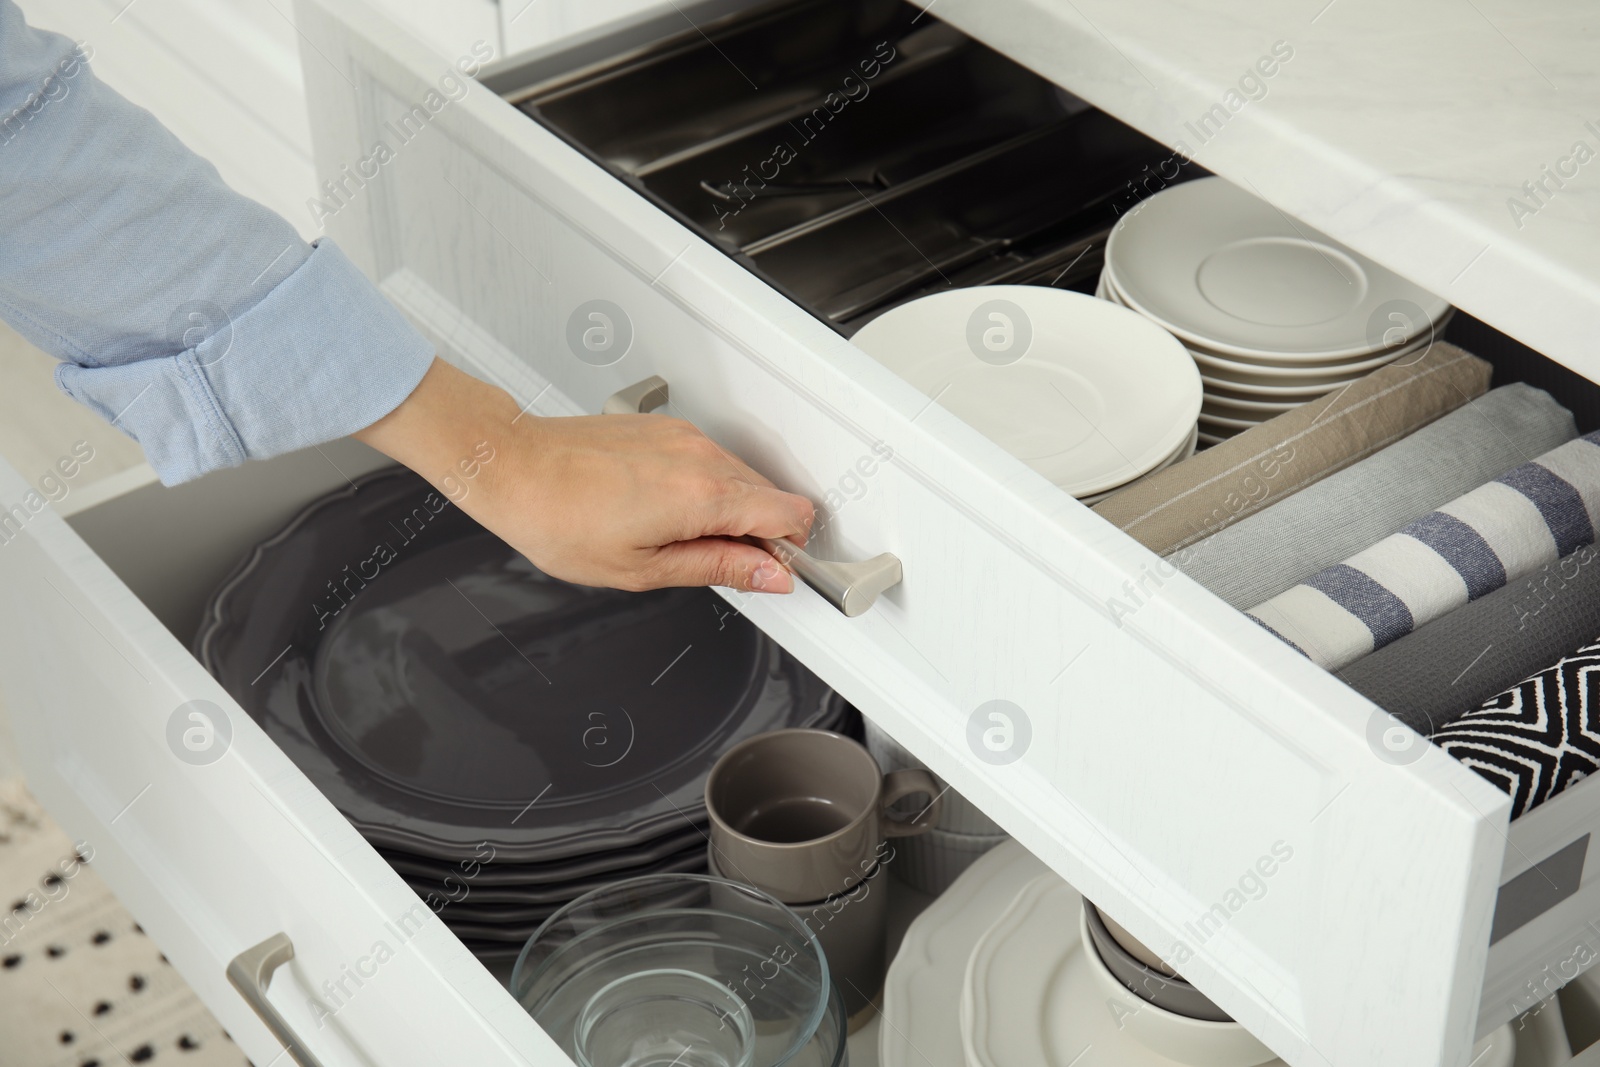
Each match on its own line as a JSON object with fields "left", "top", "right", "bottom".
{"left": 790, "top": 981, "right": 848, "bottom": 1067}
{"left": 512, "top": 875, "right": 833, "bottom": 1067}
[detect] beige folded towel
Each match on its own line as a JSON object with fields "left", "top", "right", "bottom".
{"left": 1093, "top": 342, "right": 1492, "bottom": 555}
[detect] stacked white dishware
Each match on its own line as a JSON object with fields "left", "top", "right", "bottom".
{"left": 1097, "top": 177, "right": 1453, "bottom": 445}
{"left": 879, "top": 840, "right": 1521, "bottom": 1067}
{"left": 851, "top": 285, "right": 1201, "bottom": 502}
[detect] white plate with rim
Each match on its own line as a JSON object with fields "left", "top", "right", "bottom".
{"left": 879, "top": 840, "right": 1048, "bottom": 1067}
{"left": 1176, "top": 310, "right": 1454, "bottom": 371}
{"left": 1197, "top": 372, "right": 1344, "bottom": 400}
{"left": 1106, "top": 261, "right": 1439, "bottom": 374}
{"left": 1198, "top": 410, "right": 1261, "bottom": 432}
{"left": 1187, "top": 341, "right": 1410, "bottom": 381}
{"left": 1107, "top": 262, "right": 1459, "bottom": 375}
{"left": 960, "top": 873, "right": 1286, "bottom": 1067}
{"left": 1103, "top": 264, "right": 1449, "bottom": 374}
{"left": 1107, "top": 262, "right": 1382, "bottom": 371}
{"left": 852, "top": 286, "right": 1202, "bottom": 498}
{"left": 1103, "top": 178, "right": 1450, "bottom": 362}
{"left": 1199, "top": 392, "right": 1303, "bottom": 415}
{"left": 960, "top": 872, "right": 1519, "bottom": 1067}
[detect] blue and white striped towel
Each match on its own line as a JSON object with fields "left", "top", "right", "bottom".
{"left": 1247, "top": 431, "right": 1600, "bottom": 670}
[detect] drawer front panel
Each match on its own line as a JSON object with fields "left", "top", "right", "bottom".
{"left": 297, "top": 2, "right": 1515, "bottom": 1063}
{"left": 0, "top": 456, "right": 566, "bottom": 1066}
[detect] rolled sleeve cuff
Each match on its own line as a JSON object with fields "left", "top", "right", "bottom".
{"left": 56, "top": 239, "right": 434, "bottom": 484}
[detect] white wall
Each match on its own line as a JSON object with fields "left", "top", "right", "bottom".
{"left": 16, "top": 0, "right": 319, "bottom": 236}
{"left": 13, "top": 0, "right": 511, "bottom": 240}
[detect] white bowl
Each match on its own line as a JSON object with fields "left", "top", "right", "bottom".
{"left": 1080, "top": 907, "right": 1278, "bottom": 1067}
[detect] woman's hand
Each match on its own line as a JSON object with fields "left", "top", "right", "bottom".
{"left": 355, "top": 357, "right": 813, "bottom": 593}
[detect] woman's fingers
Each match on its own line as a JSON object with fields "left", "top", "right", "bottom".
{"left": 695, "top": 479, "right": 815, "bottom": 544}
{"left": 355, "top": 361, "right": 817, "bottom": 594}
{"left": 644, "top": 538, "right": 794, "bottom": 594}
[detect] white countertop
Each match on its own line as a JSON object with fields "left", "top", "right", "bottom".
{"left": 936, "top": 0, "right": 1600, "bottom": 381}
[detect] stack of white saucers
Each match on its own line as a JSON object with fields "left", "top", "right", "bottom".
{"left": 852, "top": 285, "right": 1201, "bottom": 500}
{"left": 879, "top": 841, "right": 1520, "bottom": 1067}
{"left": 1097, "top": 177, "right": 1453, "bottom": 445}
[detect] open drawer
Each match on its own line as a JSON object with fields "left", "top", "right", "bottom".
{"left": 1, "top": 3, "right": 1595, "bottom": 1067}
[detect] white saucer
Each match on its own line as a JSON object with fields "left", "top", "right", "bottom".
{"left": 1104, "top": 179, "right": 1449, "bottom": 362}
{"left": 1200, "top": 393, "right": 1302, "bottom": 415}
{"left": 1187, "top": 342, "right": 1408, "bottom": 382}
{"left": 1196, "top": 372, "right": 1346, "bottom": 400}
{"left": 879, "top": 840, "right": 1048, "bottom": 1067}
{"left": 1109, "top": 268, "right": 1361, "bottom": 380}
{"left": 1198, "top": 410, "right": 1262, "bottom": 433}
{"left": 852, "top": 286, "right": 1202, "bottom": 498}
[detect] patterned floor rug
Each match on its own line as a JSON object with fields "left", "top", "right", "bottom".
{"left": 0, "top": 778, "right": 250, "bottom": 1067}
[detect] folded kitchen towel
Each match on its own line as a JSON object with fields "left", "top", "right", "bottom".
{"left": 1430, "top": 632, "right": 1600, "bottom": 818}
{"left": 1177, "top": 385, "right": 1576, "bottom": 608}
{"left": 1247, "top": 431, "right": 1600, "bottom": 671}
{"left": 1092, "top": 342, "right": 1492, "bottom": 554}
{"left": 1340, "top": 543, "right": 1600, "bottom": 734}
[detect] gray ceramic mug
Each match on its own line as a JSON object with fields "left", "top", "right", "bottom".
{"left": 706, "top": 841, "right": 890, "bottom": 1028}
{"left": 704, "top": 728, "right": 943, "bottom": 905}
{"left": 705, "top": 728, "right": 941, "bottom": 1021}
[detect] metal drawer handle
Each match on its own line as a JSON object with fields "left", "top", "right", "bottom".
{"left": 227, "top": 933, "right": 327, "bottom": 1067}
{"left": 603, "top": 376, "right": 903, "bottom": 617}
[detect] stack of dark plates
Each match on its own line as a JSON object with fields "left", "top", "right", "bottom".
{"left": 196, "top": 467, "right": 848, "bottom": 960}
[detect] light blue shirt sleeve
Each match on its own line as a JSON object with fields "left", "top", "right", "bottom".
{"left": 0, "top": 2, "right": 435, "bottom": 484}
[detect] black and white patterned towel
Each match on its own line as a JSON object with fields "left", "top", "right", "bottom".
{"left": 1431, "top": 634, "right": 1600, "bottom": 818}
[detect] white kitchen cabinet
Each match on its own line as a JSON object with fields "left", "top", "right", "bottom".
{"left": 3, "top": 2, "right": 1597, "bottom": 1066}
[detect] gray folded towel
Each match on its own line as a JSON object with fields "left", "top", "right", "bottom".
{"left": 1246, "top": 431, "right": 1600, "bottom": 671}
{"left": 1175, "top": 384, "right": 1576, "bottom": 609}
{"left": 1340, "top": 543, "right": 1600, "bottom": 733}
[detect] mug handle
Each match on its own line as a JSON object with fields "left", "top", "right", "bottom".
{"left": 879, "top": 768, "right": 943, "bottom": 838}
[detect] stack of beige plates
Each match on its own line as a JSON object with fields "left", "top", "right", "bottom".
{"left": 852, "top": 285, "right": 1201, "bottom": 499}
{"left": 1098, "top": 177, "right": 1452, "bottom": 445}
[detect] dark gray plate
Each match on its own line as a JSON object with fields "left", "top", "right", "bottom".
{"left": 196, "top": 467, "right": 842, "bottom": 863}
{"left": 377, "top": 823, "right": 710, "bottom": 887}
{"left": 412, "top": 847, "right": 708, "bottom": 917}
